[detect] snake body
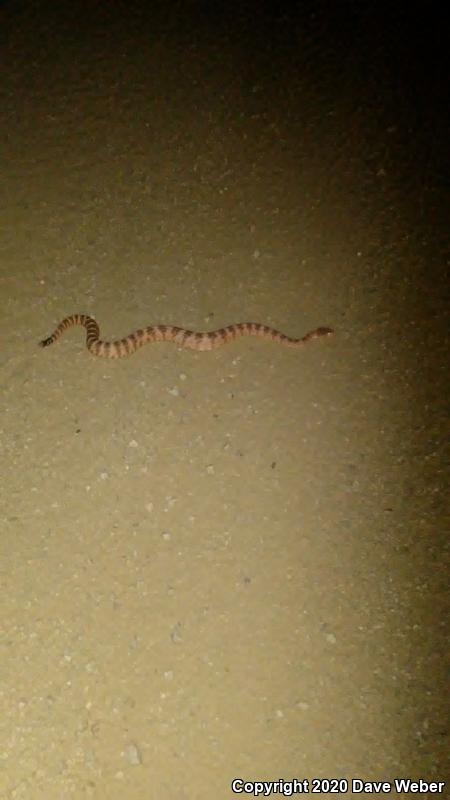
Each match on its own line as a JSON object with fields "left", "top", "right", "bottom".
{"left": 39, "top": 314, "right": 333, "bottom": 359}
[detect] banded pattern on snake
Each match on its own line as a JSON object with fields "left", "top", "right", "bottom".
{"left": 39, "top": 314, "right": 333, "bottom": 359}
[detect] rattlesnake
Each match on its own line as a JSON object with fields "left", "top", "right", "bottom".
{"left": 39, "top": 314, "right": 333, "bottom": 359}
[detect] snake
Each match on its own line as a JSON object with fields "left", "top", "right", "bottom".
{"left": 39, "top": 314, "right": 333, "bottom": 359}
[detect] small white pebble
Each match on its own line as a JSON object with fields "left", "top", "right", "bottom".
{"left": 123, "top": 742, "right": 142, "bottom": 765}
{"left": 165, "top": 496, "right": 177, "bottom": 508}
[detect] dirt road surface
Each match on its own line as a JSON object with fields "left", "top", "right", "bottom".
{"left": 1, "top": 3, "right": 447, "bottom": 798}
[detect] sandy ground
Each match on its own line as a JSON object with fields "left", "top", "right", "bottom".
{"left": 1, "top": 3, "right": 448, "bottom": 799}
